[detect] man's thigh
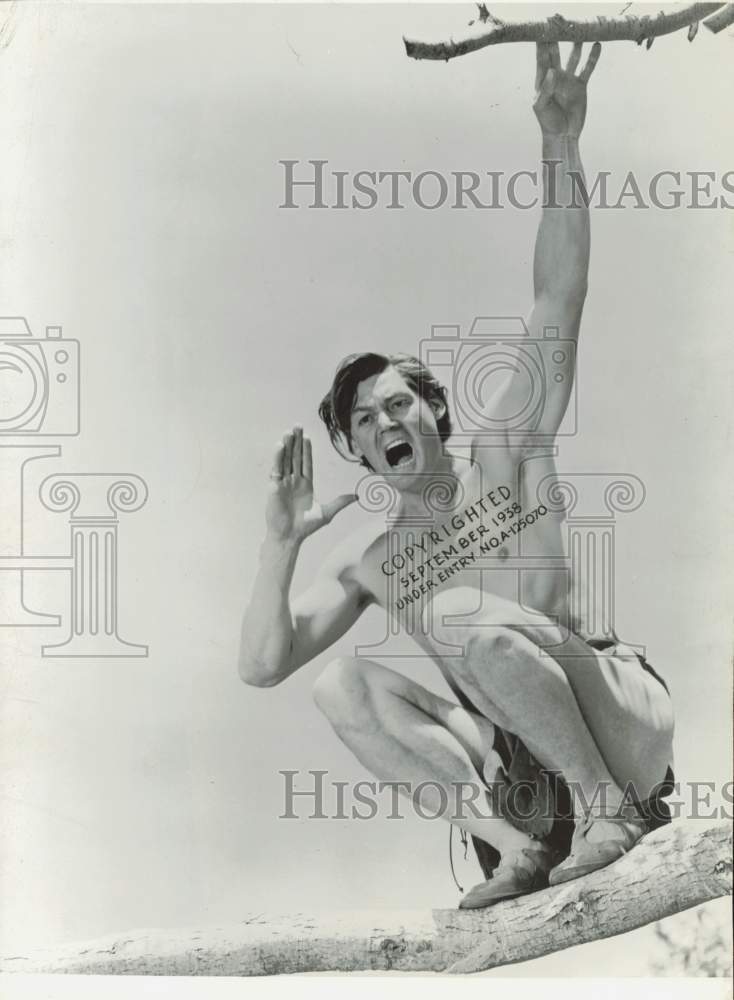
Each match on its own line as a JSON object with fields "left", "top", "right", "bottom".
{"left": 555, "top": 640, "right": 675, "bottom": 798}
{"left": 505, "top": 620, "right": 676, "bottom": 794}
{"left": 423, "top": 587, "right": 675, "bottom": 797}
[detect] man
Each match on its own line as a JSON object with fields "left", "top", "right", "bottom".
{"left": 239, "top": 42, "right": 675, "bottom": 907}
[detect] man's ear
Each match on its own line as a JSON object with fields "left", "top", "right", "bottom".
{"left": 430, "top": 398, "right": 447, "bottom": 421}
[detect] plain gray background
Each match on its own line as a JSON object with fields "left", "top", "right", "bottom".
{"left": 1, "top": 1, "right": 732, "bottom": 974}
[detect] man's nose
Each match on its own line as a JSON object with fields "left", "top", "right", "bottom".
{"left": 377, "top": 410, "right": 398, "bottom": 431}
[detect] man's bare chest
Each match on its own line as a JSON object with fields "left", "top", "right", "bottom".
{"left": 355, "top": 474, "right": 569, "bottom": 624}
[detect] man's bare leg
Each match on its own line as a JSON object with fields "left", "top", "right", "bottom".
{"left": 313, "top": 655, "right": 538, "bottom": 857}
{"left": 424, "top": 587, "right": 675, "bottom": 841}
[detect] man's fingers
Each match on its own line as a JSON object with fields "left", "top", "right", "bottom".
{"left": 282, "top": 432, "right": 294, "bottom": 476}
{"left": 270, "top": 441, "right": 285, "bottom": 480}
{"left": 534, "top": 67, "right": 556, "bottom": 110}
{"left": 322, "top": 493, "right": 358, "bottom": 524}
{"left": 293, "top": 426, "right": 303, "bottom": 478}
{"left": 578, "top": 41, "right": 602, "bottom": 84}
{"left": 535, "top": 42, "right": 550, "bottom": 92}
{"left": 566, "top": 41, "right": 582, "bottom": 75}
{"left": 303, "top": 436, "right": 313, "bottom": 484}
{"left": 548, "top": 41, "right": 561, "bottom": 70}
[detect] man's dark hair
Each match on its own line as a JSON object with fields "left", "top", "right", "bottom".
{"left": 318, "top": 352, "right": 452, "bottom": 469}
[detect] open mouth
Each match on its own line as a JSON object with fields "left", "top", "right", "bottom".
{"left": 384, "top": 440, "right": 414, "bottom": 468}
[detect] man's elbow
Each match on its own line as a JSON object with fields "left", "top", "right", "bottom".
{"left": 570, "top": 280, "right": 588, "bottom": 308}
{"left": 535, "top": 284, "right": 587, "bottom": 323}
{"left": 237, "top": 657, "right": 286, "bottom": 689}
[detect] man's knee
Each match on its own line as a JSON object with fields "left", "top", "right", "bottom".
{"left": 421, "top": 586, "right": 480, "bottom": 625}
{"left": 422, "top": 588, "right": 517, "bottom": 659}
{"left": 312, "top": 656, "right": 373, "bottom": 726}
{"left": 421, "top": 587, "right": 489, "bottom": 644}
{"left": 422, "top": 587, "right": 565, "bottom": 659}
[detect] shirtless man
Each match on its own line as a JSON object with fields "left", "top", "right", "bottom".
{"left": 238, "top": 43, "right": 675, "bottom": 907}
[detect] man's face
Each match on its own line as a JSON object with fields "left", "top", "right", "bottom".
{"left": 348, "top": 366, "right": 445, "bottom": 488}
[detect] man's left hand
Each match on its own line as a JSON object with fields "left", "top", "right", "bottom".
{"left": 533, "top": 41, "right": 601, "bottom": 139}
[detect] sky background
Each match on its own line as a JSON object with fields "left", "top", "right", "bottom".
{"left": 0, "top": 1, "right": 732, "bottom": 975}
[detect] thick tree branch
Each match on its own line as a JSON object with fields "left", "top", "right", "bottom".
{"left": 404, "top": 4, "right": 726, "bottom": 61}
{"left": 704, "top": 2, "right": 734, "bottom": 30}
{"left": 2, "top": 822, "right": 731, "bottom": 976}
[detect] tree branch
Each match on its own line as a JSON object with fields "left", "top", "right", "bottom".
{"left": 404, "top": 4, "right": 726, "bottom": 61}
{"left": 704, "top": 2, "right": 734, "bottom": 30}
{"left": 1, "top": 822, "right": 731, "bottom": 976}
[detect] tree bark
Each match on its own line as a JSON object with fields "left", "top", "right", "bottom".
{"left": 704, "top": 3, "right": 734, "bottom": 30}
{"left": 404, "top": 4, "right": 726, "bottom": 61}
{"left": 2, "top": 821, "right": 731, "bottom": 976}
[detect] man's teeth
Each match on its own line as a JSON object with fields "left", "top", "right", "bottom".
{"left": 385, "top": 441, "right": 414, "bottom": 467}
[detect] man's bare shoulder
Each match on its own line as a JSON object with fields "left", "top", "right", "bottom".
{"left": 466, "top": 436, "right": 567, "bottom": 528}
{"left": 465, "top": 437, "right": 520, "bottom": 492}
{"left": 324, "top": 518, "right": 388, "bottom": 569}
{"left": 469, "top": 433, "right": 560, "bottom": 482}
{"left": 319, "top": 518, "right": 388, "bottom": 599}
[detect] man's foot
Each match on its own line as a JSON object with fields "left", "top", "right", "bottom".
{"left": 459, "top": 843, "right": 556, "bottom": 909}
{"left": 548, "top": 810, "right": 649, "bottom": 886}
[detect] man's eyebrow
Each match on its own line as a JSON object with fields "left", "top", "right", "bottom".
{"left": 352, "top": 393, "right": 410, "bottom": 415}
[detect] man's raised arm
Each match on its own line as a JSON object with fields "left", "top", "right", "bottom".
{"left": 486, "top": 42, "right": 601, "bottom": 456}
{"left": 238, "top": 426, "right": 360, "bottom": 688}
{"left": 525, "top": 41, "right": 601, "bottom": 439}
